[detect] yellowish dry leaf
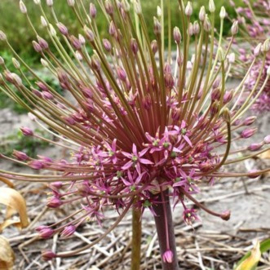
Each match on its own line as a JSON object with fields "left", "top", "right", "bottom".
{"left": 235, "top": 241, "right": 261, "bottom": 270}
{"left": 0, "top": 187, "right": 29, "bottom": 232}
{"left": 0, "top": 236, "right": 15, "bottom": 270}
{"left": 0, "top": 177, "right": 14, "bottom": 188}
{"left": 258, "top": 150, "right": 270, "bottom": 159}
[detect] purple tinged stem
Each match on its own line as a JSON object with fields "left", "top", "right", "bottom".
{"left": 152, "top": 189, "right": 180, "bottom": 270}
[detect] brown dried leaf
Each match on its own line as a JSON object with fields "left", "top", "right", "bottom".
{"left": 0, "top": 236, "right": 15, "bottom": 270}
{"left": 0, "top": 187, "right": 29, "bottom": 232}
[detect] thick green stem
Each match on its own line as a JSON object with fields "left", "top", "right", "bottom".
{"left": 152, "top": 190, "right": 180, "bottom": 270}
{"left": 131, "top": 207, "right": 142, "bottom": 270}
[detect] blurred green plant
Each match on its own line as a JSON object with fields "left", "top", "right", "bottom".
{"left": 0, "top": 0, "right": 244, "bottom": 60}
{"left": 0, "top": 129, "right": 50, "bottom": 157}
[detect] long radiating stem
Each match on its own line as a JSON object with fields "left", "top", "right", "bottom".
{"left": 152, "top": 189, "right": 180, "bottom": 270}
{"left": 131, "top": 207, "right": 142, "bottom": 270}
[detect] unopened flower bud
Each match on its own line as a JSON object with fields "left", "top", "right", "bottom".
{"left": 185, "top": 2, "right": 193, "bottom": 16}
{"left": 91, "top": 54, "right": 101, "bottom": 71}
{"left": 228, "top": 52, "right": 235, "bottom": 64}
{"left": 13, "top": 150, "right": 29, "bottom": 161}
{"left": 89, "top": 3, "right": 97, "bottom": 18}
{"left": 103, "top": 39, "right": 112, "bottom": 52}
{"left": 20, "top": 127, "right": 34, "bottom": 136}
{"left": 204, "top": 15, "right": 211, "bottom": 32}
{"left": 130, "top": 38, "right": 138, "bottom": 55}
{"left": 33, "top": 0, "right": 40, "bottom": 4}
{"left": 70, "top": 35, "right": 81, "bottom": 50}
{"left": 199, "top": 6, "right": 206, "bottom": 21}
{"left": 84, "top": 25, "right": 94, "bottom": 41}
{"left": 19, "top": 1, "right": 27, "bottom": 14}
{"left": 223, "top": 91, "right": 233, "bottom": 104}
{"left": 46, "top": 0, "right": 53, "bottom": 7}
{"left": 49, "top": 24, "right": 57, "bottom": 36}
{"left": 243, "top": 116, "right": 256, "bottom": 126}
{"left": 248, "top": 142, "right": 264, "bottom": 151}
{"left": 61, "top": 225, "right": 76, "bottom": 238}
{"left": 209, "top": 0, "right": 215, "bottom": 13}
{"left": 193, "top": 21, "right": 200, "bottom": 35}
{"left": 57, "top": 22, "right": 68, "bottom": 36}
{"left": 67, "top": 0, "right": 75, "bottom": 6}
{"left": 47, "top": 197, "right": 62, "bottom": 208}
{"left": 133, "top": 1, "right": 142, "bottom": 14}
{"left": 0, "top": 30, "right": 7, "bottom": 41}
{"left": 117, "top": 67, "right": 127, "bottom": 81}
{"left": 36, "top": 226, "right": 54, "bottom": 239}
{"left": 188, "top": 22, "right": 194, "bottom": 36}
{"left": 40, "top": 16, "right": 48, "bottom": 27}
{"left": 41, "top": 58, "right": 49, "bottom": 67}
{"left": 240, "top": 128, "right": 257, "bottom": 138}
{"left": 264, "top": 135, "right": 270, "bottom": 144}
{"left": 211, "top": 88, "right": 221, "bottom": 101}
{"left": 28, "top": 160, "right": 45, "bottom": 170}
{"left": 173, "top": 27, "right": 181, "bottom": 43}
{"left": 12, "top": 58, "right": 20, "bottom": 69}
{"left": 151, "top": 40, "right": 158, "bottom": 54}
{"left": 75, "top": 51, "right": 83, "bottom": 61}
{"left": 154, "top": 17, "right": 161, "bottom": 35}
{"left": 105, "top": 0, "right": 113, "bottom": 15}
{"left": 220, "top": 6, "right": 226, "bottom": 19}
{"left": 231, "top": 21, "right": 238, "bottom": 35}
{"left": 262, "top": 39, "right": 270, "bottom": 52}
{"left": 42, "top": 250, "right": 57, "bottom": 261}
{"left": 37, "top": 36, "right": 49, "bottom": 50}
{"left": 109, "top": 21, "right": 116, "bottom": 36}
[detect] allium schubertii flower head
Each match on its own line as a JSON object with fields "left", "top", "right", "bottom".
{"left": 0, "top": 0, "right": 270, "bottom": 268}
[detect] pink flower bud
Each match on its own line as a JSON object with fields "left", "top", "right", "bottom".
{"left": 57, "top": 22, "right": 68, "bottom": 36}
{"left": 20, "top": 126, "right": 34, "bottom": 136}
{"left": 61, "top": 225, "right": 76, "bottom": 238}
{"left": 70, "top": 35, "right": 81, "bottom": 50}
{"left": 154, "top": 17, "right": 161, "bottom": 35}
{"left": 13, "top": 150, "right": 29, "bottom": 161}
{"left": 130, "top": 38, "right": 138, "bottom": 55}
{"left": 0, "top": 30, "right": 7, "bottom": 41}
{"left": 117, "top": 67, "right": 127, "bottom": 81}
{"left": 89, "top": 3, "right": 97, "bottom": 18}
{"left": 173, "top": 27, "right": 181, "bottom": 43}
{"left": 42, "top": 250, "right": 56, "bottom": 261}
{"left": 248, "top": 142, "right": 264, "bottom": 151}
{"left": 223, "top": 91, "right": 233, "bottom": 104}
{"left": 28, "top": 160, "right": 45, "bottom": 170}
{"left": 102, "top": 39, "right": 112, "bottom": 52}
{"left": 47, "top": 197, "right": 62, "bottom": 208}
{"left": 151, "top": 40, "right": 158, "bottom": 54}
{"left": 32, "top": 41, "right": 42, "bottom": 52}
{"left": 243, "top": 116, "right": 256, "bottom": 126}
{"left": 105, "top": 0, "right": 113, "bottom": 15}
{"left": 37, "top": 36, "right": 49, "bottom": 50}
{"left": 240, "top": 128, "right": 257, "bottom": 138}
{"left": 162, "top": 250, "right": 173, "bottom": 263}
{"left": 36, "top": 226, "right": 54, "bottom": 239}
